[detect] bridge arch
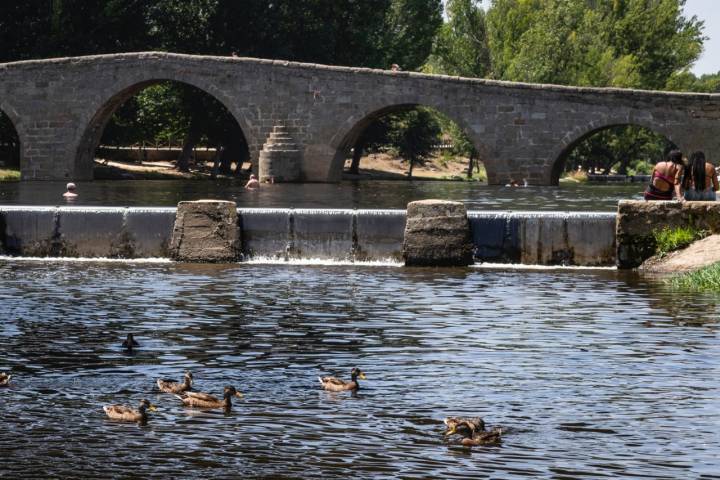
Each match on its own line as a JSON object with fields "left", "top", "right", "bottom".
{"left": 550, "top": 120, "right": 684, "bottom": 184}
{"left": 327, "top": 101, "right": 493, "bottom": 181}
{"left": 75, "top": 76, "right": 257, "bottom": 179}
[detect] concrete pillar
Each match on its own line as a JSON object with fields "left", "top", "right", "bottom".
{"left": 402, "top": 200, "right": 474, "bottom": 266}
{"left": 169, "top": 200, "right": 240, "bottom": 263}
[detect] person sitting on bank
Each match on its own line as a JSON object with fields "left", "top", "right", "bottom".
{"left": 644, "top": 150, "right": 684, "bottom": 201}
{"left": 682, "top": 150, "right": 719, "bottom": 201}
{"left": 63, "top": 182, "right": 78, "bottom": 199}
{"left": 245, "top": 174, "right": 259, "bottom": 189}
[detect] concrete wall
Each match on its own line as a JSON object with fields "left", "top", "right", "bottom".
{"left": 1, "top": 52, "right": 719, "bottom": 185}
{"left": 0, "top": 206, "right": 616, "bottom": 265}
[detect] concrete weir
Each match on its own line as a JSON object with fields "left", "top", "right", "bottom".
{"left": 0, "top": 206, "right": 616, "bottom": 266}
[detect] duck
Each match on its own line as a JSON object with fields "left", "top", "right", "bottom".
{"left": 121, "top": 333, "right": 139, "bottom": 353}
{"left": 444, "top": 417, "right": 503, "bottom": 446}
{"left": 103, "top": 399, "right": 157, "bottom": 424}
{"left": 175, "top": 386, "right": 243, "bottom": 412}
{"left": 318, "top": 367, "right": 366, "bottom": 392}
{"left": 157, "top": 370, "right": 193, "bottom": 394}
{"left": 0, "top": 372, "right": 11, "bottom": 387}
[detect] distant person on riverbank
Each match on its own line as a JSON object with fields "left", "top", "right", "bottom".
{"left": 643, "top": 150, "right": 684, "bottom": 201}
{"left": 682, "top": 151, "right": 718, "bottom": 201}
{"left": 391, "top": 63, "right": 401, "bottom": 72}
{"left": 63, "top": 182, "right": 78, "bottom": 199}
{"left": 245, "top": 174, "right": 259, "bottom": 189}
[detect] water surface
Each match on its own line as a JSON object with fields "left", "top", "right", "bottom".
{"left": 0, "top": 180, "right": 645, "bottom": 211}
{"left": 1, "top": 261, "right": 718, "bottom": 478}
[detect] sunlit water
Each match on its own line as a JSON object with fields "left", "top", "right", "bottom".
{"left": 0, "top": 180, "right": 646, "bottom": 211}
{"left": 1, "top": 261, "right": 719, "bottom": 478}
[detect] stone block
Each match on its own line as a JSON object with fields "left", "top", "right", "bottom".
{"left": 616, "top": 200, "right": 720, "bottom": 268}
{"left": 403, "top": 200, "right": 473, "bottom": 267}
{"left": 169, "top": 200, "right": 240, "bottom": 263}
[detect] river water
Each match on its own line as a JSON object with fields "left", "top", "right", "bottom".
{"left": 0, "top": 180, "right": 645, "bottom": 211}
{"left": 1, "top": 260, "right": 718, "bottom": 479}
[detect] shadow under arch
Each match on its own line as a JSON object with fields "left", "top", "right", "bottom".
{"left": 75, "top": 78, "right": 255, "bottom": 179}
{"left": 0, "top": 106, "right": 21, "bottom": 173}
{"left": 550, "top": 122, "right": 681, "bottom": 185}
{"left": 328, "top": 102, "right": 491, "bottom": 181}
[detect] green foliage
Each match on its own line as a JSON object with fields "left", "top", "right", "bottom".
{"left": 426, "top": 0, "right": 490, "bottom": 77}
{"left": 652, "top": 226, "right": 708, "bottom": 257}
{"left": 381, "top": 0, "right": 443, "bottom": 70}
{"left": 564, "top": 125, "right": 673, "bottom": 175}
{"left": 667, "top": 262, "right": 720, "bottom": 292}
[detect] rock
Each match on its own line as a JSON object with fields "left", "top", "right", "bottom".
{"left": 640, "top": 234, "right": 720, "bottom": 273}
{"left": 169, "top": 200, "right": 240, "bottom": 263}
{"left": 616, "top": 200, "right": 720, "bottom": 269}
{"left": 403, "top": 200, "right": 473, "bottom": 266}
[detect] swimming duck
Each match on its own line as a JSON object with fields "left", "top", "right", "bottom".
{"left": 318, "top": 367, "right": 366, "bottom": 392}
{"left": 444, "top": 417, "right": 485, "bottom": 435}
{"left": 103, "top": 399, "right": 157, "bottom": 424}
{"left": 175, "top": 386, "right": 243, "bottom": 412}
{"left": 157, "top": 370, "right": 193, "bottom": 394}
{"left": 121, "top": 333, "right": 139, "bottom": 353}
{"left": 444, "top": 417, "right": 503, "bottom": 446}
{"left": 0, "top": 372, "right": 11, "bottom": 386}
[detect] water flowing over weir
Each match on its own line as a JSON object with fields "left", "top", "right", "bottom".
{"left": 0, "top": 206, "right": 616, "bottom": 266}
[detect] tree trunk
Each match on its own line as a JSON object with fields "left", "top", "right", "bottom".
{"left": 211, "top": 146, "right": 224, "bottom": 178}
{"left": 349, "top": 141, "right": 364, "bottom": 174}
{"left": 407, "top": 155, "right": 414, "bottom": 179}
{"left": 176, "top": 117, "right": 201, "bottom": 172}
{"left": 466, "top": 151, "right": 475, "bottom": 178}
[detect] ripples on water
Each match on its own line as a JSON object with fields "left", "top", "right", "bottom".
{"left": 1, "top": 261, "right": 719, "bottom": 479}
{"left": 0, "top": 180, "right": 645, "bottom": 211}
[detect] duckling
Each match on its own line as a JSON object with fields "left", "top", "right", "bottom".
{"left": 444, "top": 418, "right": 503, "bottom": 446}
{"left": 0, "top": 372, "right": 11, "bottom": 387}
{"left": 318, "top": 367, "right": 366, "bottom": 392}
{"left": 157, "top": 370, "right": 193, "bottom": 394}
{"left": 121, "top": 333, "right": 139, "bottom": 353}
{"left": 175, "top": 386, "right": 243, "bottom": 412}
{"left": 103, "top": 399, "right": 157, "bottom": 424}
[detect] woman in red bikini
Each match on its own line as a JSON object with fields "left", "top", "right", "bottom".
{"left": 644, "top": 150, "right": 684, "bottom": 201}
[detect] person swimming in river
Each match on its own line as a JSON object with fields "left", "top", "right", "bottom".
{"left": 244, "top": 174, "right": 259, "bottom": 189}
{"left": 63, "top": 182, "right": 78, "bottom": 200}
{"left": 682, "top": 151, "right": 719, "bottom": 201}
{"left": 644, "top": 150, "right": 684, "bottom": 201}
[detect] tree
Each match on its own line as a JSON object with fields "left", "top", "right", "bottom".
{"left": 381, "top": 0, "right": 444, "bottom": 70}
{"left": 426, "top": 0, "right": 491, "bottom": 77}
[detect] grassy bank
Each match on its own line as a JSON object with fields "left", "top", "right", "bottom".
{"left": 668, "top": 262, "right": 720, "bottom": 291}
{"left": 653, "top": 226, "right": 708, "bottom": 257}
{"left": 0, "top": 168, "right": 20, "bottom": 181}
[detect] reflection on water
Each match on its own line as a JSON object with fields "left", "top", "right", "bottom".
{"left": 0, "top": 180, "right": 645, "bottom": 211}
{"left": 1, "top": 261, "right": 718, "bottom": 478}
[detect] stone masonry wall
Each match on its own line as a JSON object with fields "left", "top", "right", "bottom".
{"left": 0, "top": 52, "right": 719, "bottom": 184}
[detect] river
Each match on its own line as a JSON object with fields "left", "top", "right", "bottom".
{"left": 0, "top": 180, "right": 646, "bottom": 211}
{"left": 1, "top": 260, "right": 718, "bottom": 478}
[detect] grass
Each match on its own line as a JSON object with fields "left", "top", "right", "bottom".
{"left": 652, "top": 226, "right": 708, "bottom": 257}
{"left": 0, "top": 168, "right": 20, "bottom": 181}
{"left": 667, "top": 262, "right": 720, "bottom": 292}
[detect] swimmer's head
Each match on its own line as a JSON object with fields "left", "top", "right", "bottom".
{"left": 66, "top": 182, "right": 77, "bottom": 191}
{"left": 250, "top": 174, "right": 257, "bottom": 180}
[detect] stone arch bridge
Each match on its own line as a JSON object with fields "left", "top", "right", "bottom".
{"left": 1, "top": 52, "right": 719, "bottom": 185}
